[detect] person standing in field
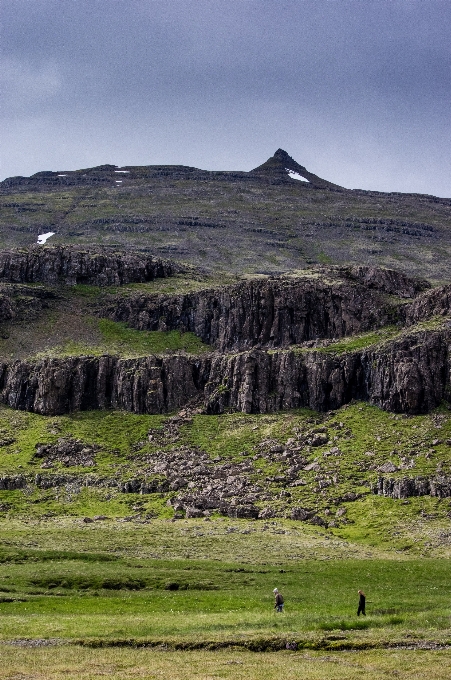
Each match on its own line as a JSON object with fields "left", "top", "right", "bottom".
{"left": 357, "top": 589, "right": 366, "bottom": 616}
{"left": 273, "top": 588, "right": 284, "bottom": 612}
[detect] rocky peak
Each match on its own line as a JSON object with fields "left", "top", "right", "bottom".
{"left": 251, "top": 149, "right": 344, "bottom": 189}
{"left": 273, "top": 148, "right": 300, "bottom": 168}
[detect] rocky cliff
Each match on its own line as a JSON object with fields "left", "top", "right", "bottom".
{"left": 405, "top": 284, "right": 451, "bottom": 325}
{"left": 204, "top": 328, "right": 449, "bottom": 415}
{"left": 100, "top": 266, "right": 425, "bottom": 352}
{"left": 0, "top": 326, "right": 448, "bottom": 416}
{"left": 0, "top": 248, "right": 447, "bottom": 418}
{"left": 0, "top": 246, "right": 178, "bottom": 286}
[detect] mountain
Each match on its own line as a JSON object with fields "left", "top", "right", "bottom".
{"left": 1, "top": 150, "right": 450, "bottom": 281}
{"left": 0, "top": 150, "right": 451, "bottom": 529}
{"left": 251, "top": 148, "right": 343, "bottom": 189}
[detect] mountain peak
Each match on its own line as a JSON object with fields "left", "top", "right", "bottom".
{"left": 251, "top": 149, "right": 343, "bottom": 190}
{"left": 273, "top": 148, "right": 292, "bottom": 160}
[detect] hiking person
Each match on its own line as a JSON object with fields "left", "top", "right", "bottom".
{"left": 357, "top": 589, "right": 366, "bottom": 616}
{"left": 273, "top": 588, "right": 284, "bottom": 612}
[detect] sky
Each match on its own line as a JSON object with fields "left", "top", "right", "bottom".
{"left": 1, "top": 0, "right": 450, "bottom": 196}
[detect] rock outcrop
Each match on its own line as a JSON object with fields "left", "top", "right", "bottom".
{"left": 100, "top": 267, "right": 419, "bottom": 352}
{"left": 0, "top": 354, "right": 209, "bottom": 415}
{"left": 0, "top": 164, "right": 255, "bottom": 191}
{"left": 0, "top": 327, "right": 448, "bottom": 416}
{"left": 405, "top": 284, "right": 451, "bottom": 325}
{"left": 374, "top": 475, "right": 451, "bottom": 499}
{"left": 34, "top": 437, "right": 99, "bottom": 468}
{"left": 0, "top": 284, "right": 57, "bottom": 323}
{"left": 0, "top": 246, "right": 178, "bottom": 286}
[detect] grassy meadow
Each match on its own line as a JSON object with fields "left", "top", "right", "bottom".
{"left": 1, "top": 520, "right": 451, "bottom": 677}
{"left": 1, "top": 402, "right": 451, "bottom": 675}
{"left": 2, "top": 647, "right": 451, "bottom": 680}
{"left": 0, "top": 537, "right": 450, "bottom": 645}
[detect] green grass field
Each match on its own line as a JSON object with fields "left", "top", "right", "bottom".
{"left": 0, "top": 521, "right": 451, "bottom": 677}
{"left": 1, "top": 402, "right": 451, "bottom": 676}
{"left": 0, "top": 515, "right": 450, "bottom": 644}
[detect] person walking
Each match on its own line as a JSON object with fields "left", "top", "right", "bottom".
{"left": 273, "top": 588, "right": 284, "bottom": 612}
{"left": 357, "top": 589, "right": 366, "bottom": 616}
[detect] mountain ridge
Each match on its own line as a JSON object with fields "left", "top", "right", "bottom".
{"left": 0, "top": 149, "right": 450, "bottom": 281}
{"left": 3, "top": 148, "right": 445, "bottom": 197}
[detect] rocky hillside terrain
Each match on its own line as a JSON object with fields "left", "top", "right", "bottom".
{"left": 1, "top": 401, "right": 451, "bottom": 545}
{"left": 0, "top": 150, "right": 450, "bottom": 528}
{"left": 0, "top": 246, "right": 448, "bottom": 420}
{"left": 1, "top": 149, "right": 450, "bottom": 281}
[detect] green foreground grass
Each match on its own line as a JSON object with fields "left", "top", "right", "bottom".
{"left": 1, "top": 402, "right": 451, "bottom": 675}
{"left": 0, "top": 522, "right": 450, "bottom": 648}
{"left": 1, "top": 647, "right": 451, "bottom": 680}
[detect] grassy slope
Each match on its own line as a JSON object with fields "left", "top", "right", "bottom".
{"left": 1, "top": 398, "right": 451, "bottom": 652}
{"left": 1, "top": 179, "right": 450, "bottom": 279}
{"left": 1, "top": 402, "right": 451, "bottom": 553}
{"left": 0, "top": 280, "right": 213, "bottom": 361}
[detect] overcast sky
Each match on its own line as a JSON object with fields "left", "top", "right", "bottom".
{"left": 1, "top": 0, "right": 450, "bottom": 196}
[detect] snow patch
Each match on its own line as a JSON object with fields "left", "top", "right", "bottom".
{"left": 286, "top": 169, "right": 309, "bottom": 182}
{"left": 57, "top": 174, "right": 67, "bottom": 177}
{"left": 37, "top": 232, "right": 55, "bottom": 244}
{"left": 115, "top": 170, "right": 130, "bottom": 173}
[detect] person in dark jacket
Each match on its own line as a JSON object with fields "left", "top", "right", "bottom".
{"left": 273, "top": 588, "right": 284, "bottom": 612}
{"left": 357, "top": 589, "right": 366, "bottom": 616}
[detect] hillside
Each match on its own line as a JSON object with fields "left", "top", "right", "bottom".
{"left": 0, "top": 247, "right": 450, "bottom": 530}
{"left": 0, "top": 142, "right": 450, "bottom": 530}
{"left": 1, "top": 149, "right": 450, "bottom": 281}
{"left": 1, "top": 159, "right": 451, "bottom": 661}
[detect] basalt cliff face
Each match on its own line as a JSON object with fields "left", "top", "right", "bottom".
{"left": 0, "top": 327, "right": 448, "bottom": 417}
{"left": 0, "top": 247, "right": 449, "bottom": 418}
{"left": 0, "top": 289, "right": 449, "bottom": 416}
{"left": 0, "top": 246, "right": 178, "bottom": 286}
{"left": 99, "top": 266, "right": 427, "bottom": 352}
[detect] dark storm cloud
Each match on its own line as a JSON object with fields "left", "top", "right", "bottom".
{"left": 1, "top": 0, "right": 450, "bottom": 195}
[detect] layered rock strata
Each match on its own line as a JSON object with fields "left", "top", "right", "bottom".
{"left": 101, "top": 266, "right": 423, "bottom": 352}
{"left": 0, "top": 327, "right": 448, "bottom": 416}
{"left": 0, "top": 246, "right": 178, "bottom": 286}
{"left": 0, "top": 251, "right": 447, "bottom": 418}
